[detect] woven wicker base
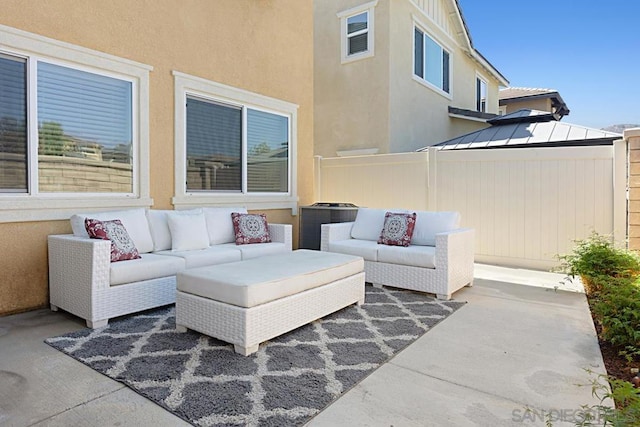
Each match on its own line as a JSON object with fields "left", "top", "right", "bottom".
{"left": 176, "top": 272, "right": 365, "bottom": 355}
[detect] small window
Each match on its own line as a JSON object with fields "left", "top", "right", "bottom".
{"left": 414, "top": 27, "right": 451, "bottom": 95}
{"left": 476, "top": 77, "right": 487, "bottom": 112}
{"left": 338, "top": 1, "right": 377, "bottom": 63}
{"left": 347, "top": 12, "right": 369, "bottom": 55}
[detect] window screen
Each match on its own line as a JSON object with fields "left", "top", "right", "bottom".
{"left": 186, "top": 97, "right": 242, "bottom": 192}
{"left": 0, "top": 54, "right": 28, "bottom": 192}
{"left": 247, "top": 109, "right": 288, "bottom": 193}
{"left": 37, "top": 62, "right": 133, "bottom": 192}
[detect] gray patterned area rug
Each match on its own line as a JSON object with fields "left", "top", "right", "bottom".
{"left": 46, "top": 285, "right": 465, "bottom": 426}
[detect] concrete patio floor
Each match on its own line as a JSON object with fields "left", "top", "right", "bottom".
{"left": 0, "top": 264, "right": 608, "bottom": 426}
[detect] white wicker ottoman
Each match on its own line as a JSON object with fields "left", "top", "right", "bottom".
{"left": 175, "top": 249, "right": 365, "bottom": 355}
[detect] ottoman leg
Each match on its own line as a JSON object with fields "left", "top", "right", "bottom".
{"left": 176, "top": 325, "right": 188, "bottom": 333}
{"left": 234, "top": 344, "right": 259, "bottom": 356}
{"left": 356, "top": 298, "right": 365, "bottom": 306}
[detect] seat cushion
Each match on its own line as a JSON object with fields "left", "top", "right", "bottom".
{"left": 155, "top": 246, "right": 242, "bottom": 269}
{"left": 110, "top": 253, "right": 186, "bottom": 286}
{"left": 411, "top": 211, "right": 461, "bottom": 246}
{"left": 328, "top": 239, "right": 379, "bottom": 261}
{"left": 177, "top": 249, "right": 364, "bottom": 308}
{"left": 377, "top": 244, "right": 436, "bottom": 269}
{"left": 218, "top": 242, "right": 289, "bottom": 260}
{"left": 71, "top": 208, "right": 154, "bottom": 254}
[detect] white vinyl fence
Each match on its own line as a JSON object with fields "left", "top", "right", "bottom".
{"left": 316, "top": 143, "right": 626, "bottom": 270}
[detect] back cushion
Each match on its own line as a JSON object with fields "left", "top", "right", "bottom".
{"left": 350, "top": 208, "right": 389, "bottom": 241}
{"left": 70, "top": 208, "right": 154, "bottom": 253}
{"left": 203, "top": 207, "right": 248, "bottom": 244}
{"left": 411, "top": 211, "right": 461, "bottom": 246}
{"left": 146, "top": 208, "right": 203, "bottom": 251}
{"left": 146, "top": 210, "right": 173, "bottom": 251}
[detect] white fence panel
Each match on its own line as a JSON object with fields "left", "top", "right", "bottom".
{"left": 434, "top": 146, "right": 615, "bottom": 270}
{"left": 316, "top": 145, "right": 622, "bottom": 270}
{"left": 316, "top": 152, "right": 430, "bottom": 210}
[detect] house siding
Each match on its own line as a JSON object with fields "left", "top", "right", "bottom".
{"left": 0, "top": 0, "right": 314, "bottom": 315}
{"left": 314, "top": 0, "right": 503, "bottom": 156}
{"left": 314, "top": 0, "right": 391, "bottom": 158}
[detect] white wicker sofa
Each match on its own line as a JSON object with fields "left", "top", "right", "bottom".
{"left": 321, "top": 208, "right": 474, "bottom": 300}
{"left": 48, "top": 207, "right": 292, "bottom": 328}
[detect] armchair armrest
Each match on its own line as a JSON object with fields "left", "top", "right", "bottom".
{"left": 268, "top": 223, "right": 293, "bottom": 249}
{"left": 48, "top": 234, "right": 112, "bottom": 320}
{"left": 434, "top": 227, "right": 475, "bottom": 289}
{"left": 320, "top": 222, "right": 355, "bottom": 251}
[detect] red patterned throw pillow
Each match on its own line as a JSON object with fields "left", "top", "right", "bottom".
{"left": 85, "top": 218, "right": 141, "bottom": 262}
{"left": 378, "top": 212, "right": 417, "bottom": 247}
{"left": 231, "top": 213, "right": 272, "bottom": 245}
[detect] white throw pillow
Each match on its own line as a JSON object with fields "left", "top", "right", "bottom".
{"left": 70, "top": 208, "right": 154, "bottom": 254}
{"left": 203, "top": 207, "right": 247, "bottom": 245}
{"left": 166, "top": 210, "right": 210, "bottom": 251}
{"left": 350, "top": 208, "right": 389, "bottom": 241}
{"left": 411, "top": 211, "right": 461, "bottom": 246}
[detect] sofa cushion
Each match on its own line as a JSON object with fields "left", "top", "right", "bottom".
{"left": 411, "top": 211, "right": 461, "bottom": 246}
{"left": 177, "top": 249, "right": 364, "bottom": 308}
{"left": 328, "top": 239, "right": 379, "bottom": 261}
{"left": 377, "top": 244, "right": 436, "bottom": 269}
{"left": 71, "top": 208, "right": 154, "bottom": 253}
{"left": 146, "top": 210, "right": 173, "bottom": 251}
{"left": 231, "top": 213, "right": 271, "bottom": 245}
{"left": 218, "top": 242, "right": 289, "bottom": 260}
{"left": 155, "top": 246, "right": 242, "bottom": 269}
{"left": 167, "top": 210, "right": 210, "bottom": 251}
{"left": 378, "top": 212, "right": 417, "bottom": 247}
{"left": 203, "top": 207, "right": 247, "bottom": 245}
{"left": 85, "top": 218, "right": 141, "bottom": 262}
{"left": 350, "top": 208, "right": 387, "bottom": 241}
{"left": 110, "top": 253, "right": 186, "bottom": 286}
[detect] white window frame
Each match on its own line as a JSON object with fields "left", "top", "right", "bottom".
{"left": 476, "top": 73, "right": 488, "bottom": 112}
{"left": 173, "top": 71, "right": 298, "bottom": 213}
{"left": 0, "top": 24, "right": 152, "bottom": 223}
{"left": 338, "top": 0, "right": 378, "bottom": 64}
{"left": 412, "top": 19, "right": 453, "bottom": 100}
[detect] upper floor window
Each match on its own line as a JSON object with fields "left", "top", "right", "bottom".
{"left": 476, "top": 76, "right": 487, "bottom": 112}
{"left": 347, "top": 12, "right": 369, "bottom": 56}
{"left": 173, "top": 71, "right": 298, "bottom": 212}
{"left": 414, "top": 27, "right": 450, "bottom": 95}
{"left": 338, "top": 1, "right": 377, "bottom": 64}
{"left": 0, "top": 24, "right": 152, "bottom": 223}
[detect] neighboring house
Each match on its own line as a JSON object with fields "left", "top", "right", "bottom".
{"left": 423, "top": 109, "right": 619, "bottom": 151}
{"left": 0, "top": 3, "right": 314, "bottom": 316}
{"left": 314, "top": 0, "right": 509, "bottom": 157}
{"left": 498, "top": 87, "right": 570, "bottom": 117}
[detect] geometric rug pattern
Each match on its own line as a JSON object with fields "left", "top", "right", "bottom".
{"left": 46, "top": 285, "right": 465, "bottom": 426}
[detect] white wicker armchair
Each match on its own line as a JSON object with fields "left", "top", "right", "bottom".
{"left": 48, "top": 223, "right": 292, "bottom": 328}
{"left": 321, "top": 221, "right": 474, "bottom": 300}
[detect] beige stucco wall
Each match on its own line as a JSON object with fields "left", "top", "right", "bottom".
{"left": 0, "top": 0, "right": 314, "bottom": 315}
{"left": 503, "top": 98, "right": 552, "bottom": 114}
{"left": 314, "top": 0, "right": 391, "bottom": 158}
{"left": 314, "top": 0, "right": 502, "bottom": 156}
{"left": 387, "top": 0, "right": 500, "bottom": 152}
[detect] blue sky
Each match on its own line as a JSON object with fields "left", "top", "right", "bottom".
{"left": 458, "top": 0, "right": 639, "bottom": 130}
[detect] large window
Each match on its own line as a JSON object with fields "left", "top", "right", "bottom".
{"left": 338, "top": 1, "right": 377, "bottom": 63}
{"left": 0, "top": 55, "right": 135, "bottom": 195}
{"left": 0, "top": 25, "right": 151, "bottom": 223}
{"left": 414, "top": 27, "right": 450, "bottom": 95}
{"left": 174, "top": 71, "right": 297, "bottom": 211}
